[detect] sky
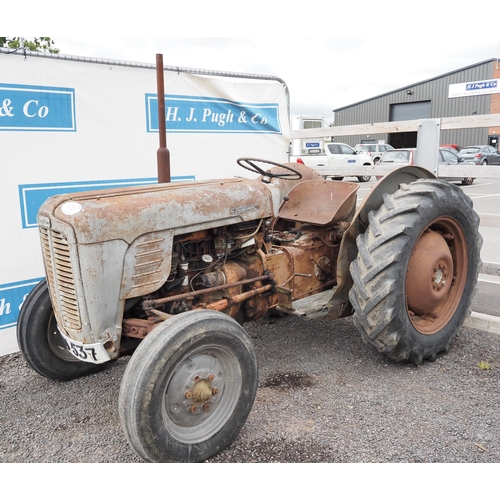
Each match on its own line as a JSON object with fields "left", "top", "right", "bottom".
{"left": 53, "top": 35, "right": 500, "bottom": 126}
{"left": 13, "top": 2, "right": 500, "bottom": 126}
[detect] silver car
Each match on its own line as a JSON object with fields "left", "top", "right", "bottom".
{"left": 378, "top": 148, "right": 475, "bottom": 185}
{"left": 458, "top": 145, "right": 500, "bottom": 165}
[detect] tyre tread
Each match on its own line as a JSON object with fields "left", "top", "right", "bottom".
{"left": 349, "top": 179, "right": 482, "bottom": 364}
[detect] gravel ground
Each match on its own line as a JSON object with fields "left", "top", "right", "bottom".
{"left": 1, "top": 314, "right": 499, "bottom": 463}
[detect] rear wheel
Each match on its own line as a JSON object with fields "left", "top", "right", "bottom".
{"left": 16, "top": 279, "right": 105, "bottom": 380}
{"left": 462, "top": 177, "right": 474, "bottom": 185}
{"left": 481, "top": 159, "right": 488, "bottom": 165}
{"left": 119, "top": 310, "right": 258, "bottom": 462}
{"left": 357, "top": 176, "right": 371, "bottom": 182}
{"left": 349, "top": 179, "right": 481, "bottom": 364}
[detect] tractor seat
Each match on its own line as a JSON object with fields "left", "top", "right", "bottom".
{"left": 278, "top": 179, "right": 359, "bottom": 226}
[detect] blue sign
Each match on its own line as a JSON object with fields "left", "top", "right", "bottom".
{"left": 466, "top": 81, "right": 498, "bottom": 91}
{"left": 306, "top": 142, "right": 320, "bottom": 148}
{"left": 0, "top": 278, "right": 43, "bottom": 330}
{"left": 0, "top": 83, "right": 76, "bottom": 131}
{"left": 146, "top": 94, "right": 282, "bottom": 134}
{"left": 18, "top": 176, "right": 195, "bottom": 229}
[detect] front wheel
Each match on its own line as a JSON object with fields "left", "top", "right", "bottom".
{"left": 357, "top": 176, "right": 371, "bottom": 182}
{"left": 119, "top": 310, "right": 258, "bottom": 462}
{"left": 349, "top": 179, "right": 482, "bottom": 364}
{"left": 462, "top": 177, "right": 474, "bottom": 185}
{"left": 16, "top": 279, "right": 106, "bottom": 380}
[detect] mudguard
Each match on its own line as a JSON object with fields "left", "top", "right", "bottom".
{"left": 325, "top": 166, "right": 436, "bottom": 320}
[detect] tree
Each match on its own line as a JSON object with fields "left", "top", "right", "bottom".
{"left": 0, "top": 37, "right": 59, "bottom": 53}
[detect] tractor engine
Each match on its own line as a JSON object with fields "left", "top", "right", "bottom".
{"left": 122, "top": 215, "right": 347, "bottom": 341}
{"left": 35, "top": 167, "right": 359, "bottom": 361}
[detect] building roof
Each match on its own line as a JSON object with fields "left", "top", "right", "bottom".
{"left": 333, "top": 58, "right": 497, "bottom": 112}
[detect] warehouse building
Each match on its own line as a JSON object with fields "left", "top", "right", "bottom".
{"left": 332, "top": 58, "right": 500, "bottom": 150}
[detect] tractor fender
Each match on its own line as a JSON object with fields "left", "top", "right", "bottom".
{"left": 325, "top": 166, "right": 436, "bottom": 320}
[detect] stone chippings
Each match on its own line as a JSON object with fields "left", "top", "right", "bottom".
{"left": 1, "top": 315, "right": 499, "bottom": 463}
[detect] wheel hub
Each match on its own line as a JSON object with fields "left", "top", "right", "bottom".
{"left": 404, "top": 216, "right": 469, "bottom": 336}
{"left": 186, "top": 374, "right": 218, "bottom": 412}
{"left": 191, "top": 377, "right": 214, "bottom": 404}
{"left": 432, "top": 261, "right": 449, "bottom": 291}
{"left": 406, "top": 229, "right": 454, "bottom": 323}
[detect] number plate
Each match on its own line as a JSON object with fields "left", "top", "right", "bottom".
{"left": 60, "top": 330, "right": 111, "bottom": 364}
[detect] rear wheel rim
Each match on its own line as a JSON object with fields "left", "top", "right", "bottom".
{"left": 405, "top": 217, "right": 468, "bottom": 335}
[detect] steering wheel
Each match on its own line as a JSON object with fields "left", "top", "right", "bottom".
{"left": 237, "top": 158, "right": 303, "bottom": 180}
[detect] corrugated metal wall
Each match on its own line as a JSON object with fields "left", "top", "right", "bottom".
{"left": 333, "top": 60, "right": 494, "bottom": 149}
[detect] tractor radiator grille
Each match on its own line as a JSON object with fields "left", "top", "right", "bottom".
{"left": 39, "top": 227, "right": 82, "bottom": 331}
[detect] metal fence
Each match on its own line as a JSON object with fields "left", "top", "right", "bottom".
{"left": 291, "top": 114, "right": 500, "bottom": 278}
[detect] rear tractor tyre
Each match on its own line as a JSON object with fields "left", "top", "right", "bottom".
{"left": 349, "top": 179, "right": 482, "bottom": 364}
{"left": 119, "top": 309, "right": 258, "bottom": 463}
{"left": 16, "top": 279, "right": 106, "bottom": 380}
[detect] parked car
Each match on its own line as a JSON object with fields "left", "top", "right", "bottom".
{"left": 326, "top": 143, "right": 373, "bottom": 182}
{"left": 377, "top": 147, "right": 475, "bottom": 185}
{"left": 354, "top": 143, "right": 394, "bottom": 163}
{"left": 440, "top": 144, "right": 459, "bottom": 155}
{"left": 291, "top": 142, "right": 374, "bottom": 182}
{"left": 457, "top": 145, "right": 500, "bottom": 165}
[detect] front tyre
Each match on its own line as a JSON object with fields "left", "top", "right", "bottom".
{"left": 16, "top": 279, "right": 105, "bottom": 380}
{"left": 119, "top": 310, "right": 258, "bottom": 463}
{"left": 349, "top": 179, "right": 482, "bottom": 364}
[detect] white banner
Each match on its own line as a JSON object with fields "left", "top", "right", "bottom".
{"left": 0, "top": 52, "right": 290, "bottom": 355}
{"left": 448, "top": 78, "right": 500, "bottom": 98}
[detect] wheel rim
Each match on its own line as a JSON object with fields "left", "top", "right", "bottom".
{"left": 405, "top": 217, "right": 468, "bottom": 335}
{"left": 162, "top": 345, "right": 242, "bottom": 443}
{"left": 47, "top": 311, "right": 79, "bottom": 362}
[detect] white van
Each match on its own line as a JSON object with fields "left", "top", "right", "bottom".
{"left": 354, "top": 143, "right": 394, "bottom": 163}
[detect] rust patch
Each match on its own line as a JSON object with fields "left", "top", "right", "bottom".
{"left": 278, "top": 180, "right": 358, "bottom": 226}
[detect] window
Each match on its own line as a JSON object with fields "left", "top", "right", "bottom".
{"left": 461, "top": 147, "right": 480, "bottom": 154}
{"left": 340, "top": 144, "right": 355, "bottom": 154}
{"left": 382, "top": 150, "right": 410, "bottom": 163}
{"left": 303, "top": 120, "right": 323, "bottom": 129}
{"left": 440, "top": 150, "right": 458, "bottom": 163}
